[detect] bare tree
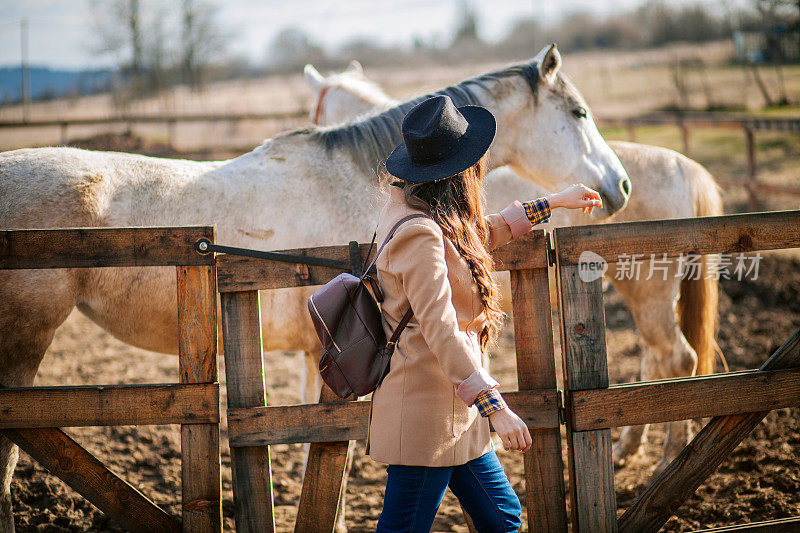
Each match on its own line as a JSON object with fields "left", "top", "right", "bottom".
{"left": 91, "top": 0, "right": 144, "bottom": 78}
{"left": 268, "top": 27, "right": 326, "bottom": 71}
{"left": 179, "top": 0, "right": 226, "bottom": 90}
{"left": 90, "top": 0, "right": 168, "bottom": 95}
{"left": 453, "top": 0, "right": 480, "bottom": 44}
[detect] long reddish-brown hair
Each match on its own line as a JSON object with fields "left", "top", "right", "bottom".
{"left": 384, "top": 153, "right": 504, "bottom": 353}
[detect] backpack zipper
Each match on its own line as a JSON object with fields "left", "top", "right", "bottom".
{"left": 309, "top": 296, "right": 342, "bottom": 352}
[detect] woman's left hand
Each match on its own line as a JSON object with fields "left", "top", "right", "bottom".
{"left": 488, "top": 408, "right": 532, "bottom": 452}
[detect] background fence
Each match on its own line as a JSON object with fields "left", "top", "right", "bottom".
{"left": 597, "top": 113, "right": 800, "bottom": 210}
{"left": 1, "top": 109, "right": 797, "bottom": 210}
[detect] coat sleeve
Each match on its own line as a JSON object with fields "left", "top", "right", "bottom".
{"left": 485, "top": 198, "right": 552, "bottom": 251}
{"left": 386, "top": 220, "right": 499, "bottom": 406}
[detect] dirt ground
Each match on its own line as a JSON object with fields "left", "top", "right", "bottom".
{"left": 7, "top": 169, "right": 800, "bottom": 532}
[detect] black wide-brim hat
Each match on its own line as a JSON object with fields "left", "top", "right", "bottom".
{"left": 385, "top": 94, "right": 496, "bottom": 183}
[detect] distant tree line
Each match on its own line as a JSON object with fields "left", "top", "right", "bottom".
{"left": 267, "top": 0, "right": 800, "bottom": 73}
{"left": 87, "top": 0, "right": 800, "bottom": 101}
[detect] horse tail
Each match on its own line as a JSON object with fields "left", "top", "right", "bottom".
{"left": 677, "top": 161, "right": 725, "bottom": 375}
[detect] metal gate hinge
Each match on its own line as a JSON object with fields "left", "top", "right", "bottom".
{"left": 546, "top": 232, "right": 557, "bottom": 267}
{"left": 557, "top": 390, "right": 566, "bottom": 426}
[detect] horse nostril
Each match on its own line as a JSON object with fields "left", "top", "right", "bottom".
{"left": 621, "top": 178, "right": 631, "bottom": 197}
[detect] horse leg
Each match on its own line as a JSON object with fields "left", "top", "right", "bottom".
{"left": 301, "top": 349, "right": 323, "bottom": 405}
{"left": 0, "top": 270, "right": 77, "bottom": 533}
{"left": 609, "top": 271, "right": 697, "bottom": 472}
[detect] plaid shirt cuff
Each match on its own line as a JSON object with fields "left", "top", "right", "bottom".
{"left": 474, "top": 388, "right": 507, "bottom": 418}
{"left": 522, "top": 197, "right": 551, "bottom": 226}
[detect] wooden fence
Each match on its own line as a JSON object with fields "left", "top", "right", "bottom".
{"left": 552, "top": 209, "right": 800, "bottom": 532}
{"left": 215, "top": 230, "right": 566, "bottom": 531}
{"left": 0, "top": 226, "right": 222, "bottom": 533}
{"left": 215, "top": 209, "right": 800, "bottom": 532}
{"left": 598, "top": 113, "right": 800, "bottom": 210}
{"left": 0, "top": 111, "right": 307, "bottom": 149}
{"left": 2, "top": 210, "right": 799, "bottom": 531}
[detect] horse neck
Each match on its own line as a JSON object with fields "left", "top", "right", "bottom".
{"left": 322, "top": 71, "right": 528, "bottom": 180}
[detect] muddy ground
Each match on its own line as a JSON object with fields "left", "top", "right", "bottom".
{"left": 7, "top": 135, "right": 800, "bottom": 532}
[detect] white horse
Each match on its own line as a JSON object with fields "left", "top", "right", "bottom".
{"left": 304, "top": 57, "right": 724, "bottom": 474}
{"left": 0, "top": 45, "right": 630, "bottom": 531}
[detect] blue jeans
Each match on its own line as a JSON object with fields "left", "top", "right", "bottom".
{"left": 375, "top": 449, "right": 521, "bottom": 532}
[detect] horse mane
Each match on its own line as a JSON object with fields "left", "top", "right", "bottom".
{"left": 296, "top": 59, "right": 541, "bottom": 178}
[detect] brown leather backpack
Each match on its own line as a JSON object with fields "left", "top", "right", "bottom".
{"left": 307, "top": 214, "right": 427, "bottom": 399}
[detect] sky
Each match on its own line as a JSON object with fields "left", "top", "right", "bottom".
{"left": 0, "top": 0, "right": 696, "bottom": 70}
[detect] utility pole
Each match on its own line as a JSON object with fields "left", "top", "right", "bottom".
{"left": 21, "top": 18, "right": 31, "bottom": 122}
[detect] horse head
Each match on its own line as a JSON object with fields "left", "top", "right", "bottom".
{"left": 487, "top": 44, "right": 631, "bottom": 217}
{"left": 305, "top": 45, "right": 631, "bottom": 218}
{"left": 303, "top": 61, "right": 389, "bottom": 125}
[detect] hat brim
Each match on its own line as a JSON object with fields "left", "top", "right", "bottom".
{"left": 384, "top": 105, "right": 496, "bottom": 183}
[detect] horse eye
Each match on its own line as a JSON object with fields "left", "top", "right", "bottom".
{"left": 572, "top": 107, "right": 587, "bottom": 119}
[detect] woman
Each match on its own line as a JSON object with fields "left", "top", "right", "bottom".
{"left": 367, "top": 95, "right": 603, "bottom": 532}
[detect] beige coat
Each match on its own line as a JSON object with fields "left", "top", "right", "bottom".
{"left": 366, "top": 185, "right": 534, "bottom": 467}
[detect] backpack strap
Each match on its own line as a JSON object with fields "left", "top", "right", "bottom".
{"left": 362, "top": 212, "right": 430, "bottom": 348}
{"left": 361, "top": 213, "right": 429, "bottom": 280}
{"left": 386, "top": 307, "right": 414, "bottom": 349}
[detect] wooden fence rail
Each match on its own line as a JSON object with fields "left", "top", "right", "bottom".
{"left": 571, "top": 368, "right": 800, "bottom": 431}
{"left": 0, "top": 383, "right": 218, "bottom": 428}
{"left": 0, "top": 110, "right": 307, "bottom": 147}
{"left": 227, "top": 389, "right": 560, "bottom": 447}
{"left": 0, "top": 226, "right": 221, "bottom": 533}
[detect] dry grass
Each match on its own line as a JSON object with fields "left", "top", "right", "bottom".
{"left": 3, "top": 40, "right": 800, "bottom": 148}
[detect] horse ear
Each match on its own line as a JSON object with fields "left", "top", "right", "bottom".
{"left": 539, "top": 43, "right": 561, "bottom": 84}
{"left": 346, "top": 60, "right": 364, "bottom": 75}
{"left": 304, "top": 64, "right": 325, "bottom": 91}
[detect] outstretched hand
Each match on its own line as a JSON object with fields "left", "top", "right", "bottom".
{"left": 546, "top": 183, "right": 603, "bottom": 215}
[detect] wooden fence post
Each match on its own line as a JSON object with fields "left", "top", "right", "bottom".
{"left": 510, "top": 265, "right": 568, "bottom": 532}
{"left": 553, "top": 231, "right": 617, "bottom": 532}
{"left": 221, "top": 290, "right": 276, "bottom": 532}
{"left": 294, "top": 385, "right": 354, "bottom": 532}
{"left": 177, "top": 265, "right": 222, "bottom": 533}
{"left": 168, "top": 119, "right": 177, "bottom": 149}
{"left": 745, "top": 126, "right": 758, "bottom": 211}
{"left": 626, "top": 121, "right": 637, "bottom": 143}
{"left": 680, "top": 121, "right": 691, "bottom": 157}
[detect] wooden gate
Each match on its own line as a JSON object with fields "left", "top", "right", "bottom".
{"left": 214, "top": 209, "right": 800, "bottom": 532}
{"left": 552, "top": 209, "right": 800, "bottom": 532}
{"left": 0, "top": 226, "right": 221, "bottom": 533}
{"left": 216, "top": 230, "right": 567, "bottom": 531}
